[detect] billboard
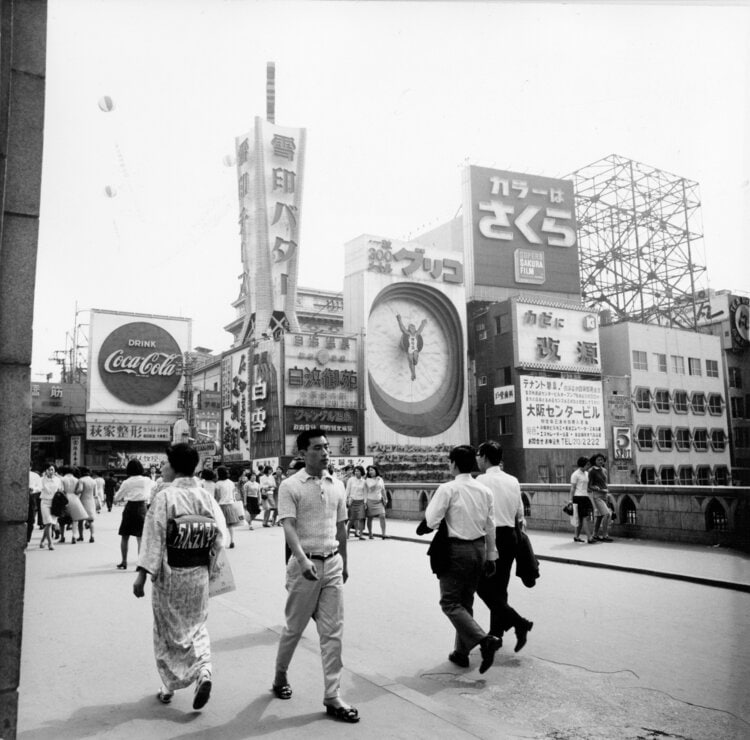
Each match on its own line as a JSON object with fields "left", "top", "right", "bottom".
{"left": 511, "top": 297, "right": 601, "bottom": 374}
{"left": 463, "top": 165, "right": 580, "bottom": 296}
{"left": 520, "top": 377, "right": 605, "bottom": 449}
{"left": 236, "top": 117, "right": 307, "bottom": 339}
{"left": 87, "top": 310, "right": 190, "bottom": 417}
{"left": 221, "top": 346, "right": 251, "bottom": 462}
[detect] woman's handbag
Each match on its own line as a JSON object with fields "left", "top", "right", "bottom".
{"left": 209, "top": 547, "right": 236, "bottom": 598}
{"left": 230, "top": 500, "right": 245, "bottom": 520}
{"left": 562, "top": 502, "right": 574, "bottom": 516}
{"left": 50, "top": 491, "right": 68, "bottom": 518}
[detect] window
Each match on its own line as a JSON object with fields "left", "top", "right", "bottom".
{"left": 734, "top": 427, "right": 750, "bottom": 449}
{"left": 705, "top": 499, "right": 726, "bottom": 530}
{"left": 710, "top": 429, "right": 726, "bottom": 451}
{"left": 696, "top": 466, "right": 712, "bottom": 486}
{"left": 495, "top": 314, "right": 511, "bottom": 335}
{"left": 660, "top": 466, "right": 675, "bottom": 485}
{"left": 477, "top": 322, "right": 487, "bottom": 340}
{"left": 706, "top": 359, "right": 719, "bottom": 378}
{"left": 671, "top": 355, "right": 685, "bottom": 374}
{"left": 675, "top": 428, "right": 691, "bottom": 451}
{"left": 728, "top": 366, "right": 742, "bottom": 389}
{"left": 714, "top": 466, "right": 730, "bottom": 486}
{"left": 621, "top": 495, "right": 637, "bottom": 524}
{"left": 691, "top": 392, "right": 706, "bottom": 414}
{"left": 632, "top": 350, "right": 648, "bottom": 371}
{"left": 554, "top": 465, "right": 566, "bottom": 484}
{"left": 537, "top": 465, "right": 549, "bottom": 483}
{"left": 688, "top": 357, "right": 702, "bottom": 376}
{"left": 678, "top": 466, "right": 694, "bottom": 485}
{"left": 478, "top": 375, "right": 487, "bottom": 387}
{"left": 498, "top": 415, "right": 513, "bottom": 435}
{"left": 237, "top": 138, "right": 249, "bottom": 164}
{"left": 640, "top": 466, "right": 656, "bottom": 484}
{"left": 634, "top": 387, "right": 651, "bottom": 411}
{"left": 654, "top": 353, "right": 667, "bottom": 373}
{"left": 656, "top": 427, "right": 673, "bottom": 450}
{"left": 708, "top": 394, "right": 723, "bottom": 415}
{"left": 730, "top": 396, "right": 745, "bottom": 419}
{"left": 238, "top": 172, "right": 249, "bottom": 198}
{"left": 496, "top": 366, "right": 512, "bottom": 386}
{"left": 692, "top": 428, "right": 708, "bottom": 451}
{"left": 636, "top": 426, "right": 654, "bottom": 450}
{"left": 673, "top": 390, "right": 689, "bottom": 413}
{"left": 654, "top": 389, "right": 671, "bottom": 412}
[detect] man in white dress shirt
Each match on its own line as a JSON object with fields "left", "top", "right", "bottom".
{"left": 475, "top": 440, "right": 534, "bottom": 653}
{"left": 424, "top": 444, "right": 502, "bottom": 673}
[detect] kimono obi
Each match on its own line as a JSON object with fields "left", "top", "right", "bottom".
{"left": 166, "top": 514, "right": 218, "bottom": 568}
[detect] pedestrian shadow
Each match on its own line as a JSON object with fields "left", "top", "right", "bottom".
{"left": 211, "top": 629, "right": 279, "bottom": 653}
{"left": 17, "top": 694, "right": 203, "bottom": 740}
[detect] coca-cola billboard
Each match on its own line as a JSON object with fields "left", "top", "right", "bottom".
{"left": 97, "top": 322, "right": 183, "bottom": 405}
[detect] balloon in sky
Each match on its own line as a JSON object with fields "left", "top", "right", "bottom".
{"left": 98, "top": 96, "right": 115, "bottom": 112}
{"left": 104, "top": 185, "right": 117, "bottom": 198}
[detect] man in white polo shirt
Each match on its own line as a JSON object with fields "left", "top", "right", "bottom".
{"left": 271, "top": 428, "right": 359, "bottom": 724}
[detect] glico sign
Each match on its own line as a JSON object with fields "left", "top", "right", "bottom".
{"left": 97, "top": 322, "right": 182, "bottom": 405}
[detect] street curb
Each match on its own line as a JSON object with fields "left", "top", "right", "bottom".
{"left": 386, "top": 534, "right": 750, "bottom": 593}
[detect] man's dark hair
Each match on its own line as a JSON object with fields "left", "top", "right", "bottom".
{"left": 477, "top": 440, "right": 503, "bottom": 466}
{"left": 296, "top": 427, "right": 327, "bottom": 451}
{"left": 166, "top": 443, "right": 199, "bottom": 476}
{"left": 449, "top": 445, "right": 476, "bottom": 474}
{"left": 216, "top": 466, "right": 229, "bottom": 481}
{"left": 576, "top": 456, "right": 589, "bottom": 468}
{"left": 200, "top": 468, "right": 216, "bottom": 482}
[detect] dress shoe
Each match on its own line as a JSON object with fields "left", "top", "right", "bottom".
{"left": 515, "top": 620, "right": 533, "bottom": 653}
{"left": 448, "top": 651, "right": 469, "bottom": 668}
{"left": 479, "top": 634, "right": 502, "bottom": 674}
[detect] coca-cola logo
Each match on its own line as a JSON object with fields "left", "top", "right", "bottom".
{"left": 98, "top": 322, "right": 183, "bottom": 405}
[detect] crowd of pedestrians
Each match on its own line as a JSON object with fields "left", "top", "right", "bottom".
{"left": 28, "top": 433, "right": 621, "bottom": 724}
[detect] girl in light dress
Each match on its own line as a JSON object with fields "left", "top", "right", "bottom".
{"left": 364, "top": 465, "right": 388, "bottom": 540}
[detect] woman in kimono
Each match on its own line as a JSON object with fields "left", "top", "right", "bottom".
{"left": 133, "top": 443, "right": 227, "bottom": 711}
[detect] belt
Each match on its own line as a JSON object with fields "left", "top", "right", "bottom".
{"left": 448, "top": 536, "right": 485, "bottom": 543}
{"left": 304, "top": 550, "right": 339, "bottom": 560}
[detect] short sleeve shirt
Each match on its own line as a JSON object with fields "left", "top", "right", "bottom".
{"left": 570, "top": 468, "right": 589, "bottom": 497}
{"left": 277, "top": 469, "right": 347, "bottom": 554}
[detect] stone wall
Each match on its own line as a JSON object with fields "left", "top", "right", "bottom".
{"left": 387, "top": 482, "right": 750, "bottom": 551}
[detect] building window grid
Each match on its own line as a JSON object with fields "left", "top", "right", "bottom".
{"left": 632, "top": 350, "right": 648, "bottom": 371}
{"left": 634, "top": 387, "right": 651, "bottom": 411}
{"left": 656, "top": 427, "right": 673, "bottom": 450}
{"left": 691, "top": 392, "right": 706, "bottom": 415}
{"left": 636, "top": 426, "right": 654, "bottom": 450}
{"left": 696, "top": 467, "right": 712, "bottom": 486}
{"left": 660, "top": 466, "right": 676, "bottom": 485}
{"left": 730, "top": 396, "right": 745, "bottom": 419}
{"left": 692, "top": 428, "right": 708, "bottom": 452}
{"left": 706, "top": 359, "right": 719, "bottom": 378}
{"left": 640, "top": 466, "right": 656, "bottom": 484}
{"left": 654, "top": 353, "right": 667, "bottom": 373}
{"left": 654, "top": 389, "right": 671, "bottom": 413}
{"left": 678, "top": 466, "right": 694, "bottom": 485}
{"left": 675, "top": 428, "right": 691, "bottom": 451}
{"left": 710, "top": 429, "right": 726, "bottom": 451}
{"left": 708, "top": 394, "right": 723, "bottom": 416}
{"left": 714, "top": 467, "right": 730, "bottom": 486}
{"left": 671, "top": 355, "right": 685, "bottom": 374}
{"left": 673, "top": 390, "right": 689, "bottom": 414}
{"left": 688, "top": 357, "right": 702, "bottom": 376}
{"left": 728, "top": 366, "right": 742, "bottom": 389}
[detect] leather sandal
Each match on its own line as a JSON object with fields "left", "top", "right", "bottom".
{"left": 271, "top": 683, "right": 292, "bottom": 700}
{"left": 157, "top": 687, "right": 174, "bottom": 704}
{"left": 324, "top": 703, "right": 360, "bottom": 723}
{"left": 116, "top": 562, "right": 127, "bottom": 569}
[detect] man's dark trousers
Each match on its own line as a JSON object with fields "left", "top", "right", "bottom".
{"left": 476, "top": 526, "right": 522, "bottom": 635}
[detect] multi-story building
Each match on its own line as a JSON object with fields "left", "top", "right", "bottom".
{"left": 600, "top": 321, "right": 731, "bottom": 485}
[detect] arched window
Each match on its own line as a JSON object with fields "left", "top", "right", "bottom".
{"left": 705, "top": 499, "right": 727, "bottom": 531}
{"left": 678, "top": 466, "right": 694, "bottom": 485}
{"left": 621, "top": 495, "right": 637, "bottom": 525}
{"left": 660, "top": 466, "right": 675, "bottom": 485}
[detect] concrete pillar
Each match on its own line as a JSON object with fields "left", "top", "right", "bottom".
{"left": 0, "top": 1, "right": 47, "bottom": 738}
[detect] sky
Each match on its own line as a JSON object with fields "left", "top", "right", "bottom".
{"left": 33, "top": 0, "right": 750, "bottom": 380}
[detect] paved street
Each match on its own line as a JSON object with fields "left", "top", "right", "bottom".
{"left": 18, "top": 510, "right": 750, "bottom": 739}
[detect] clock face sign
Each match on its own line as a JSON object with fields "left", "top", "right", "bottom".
{"left": 367, "top": 283, "right": 463, "bottom": 437}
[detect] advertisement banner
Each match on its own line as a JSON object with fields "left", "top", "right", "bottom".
{"left": 520, "top": 377, "right": 605, "bottom": 449}
{"left": 88, "top": 310, "right": 190, "bottom": 415}
{"left": 512, "top": 298, "right": 601, "bottom": 374}
{"left": 87, "top": 422, "right": 172, "bottom": 441}
{"left": 221, "top": 347, "right": 251, "bottom": 462}
{"left": 463, "top": 165, "right": 579, "bottom": 295}
{"left": 285, "top": 407, "right": 359, "bottom": 436}
{"left": 284, "top": 332, "right": 358, "bottom": 409}
{"left": 493, "top": 385, "right": 516, "bottom": 405}
{"left": 248, "top": 338, "right": 283, "bottom": 459}
{"left": 236, "top": 117, "right": 306, "bottom": 338}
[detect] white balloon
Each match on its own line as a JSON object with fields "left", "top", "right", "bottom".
{"left": 104, "top": 185, "right": 117, "bottom": 198}
{"left": 98, "top": 96, "right": 115, "bottom": 112}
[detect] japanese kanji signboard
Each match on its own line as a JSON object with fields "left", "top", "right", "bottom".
{"left": 462, "top": 165, "right": 580, "bottom": 296}
{"left": 511, "top": 297, "right": 601, "bottom": 374}
{"left": 520, "top": 377, "right": 605, "bottom": 449}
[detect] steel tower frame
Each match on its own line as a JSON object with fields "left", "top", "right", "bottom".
{"left": 568, "top": 154, "right": 707, "bottom": 329}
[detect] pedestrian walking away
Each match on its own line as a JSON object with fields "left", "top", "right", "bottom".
{"left": 76, "top": 466, "right": 99, "bottom": 543}
{"left": 271, "top": 428, "right": 359, "bottom": 724}
{"left": 475, "top": 440, "right": 534, "bottom": 655}
{"left": 114, "top": 459, "right": 154, "bottom": 569}
{"left": 420, "top": 444, "right": 501, "bottom": 674}
{"left": 569, "top": 456, "right": 594, "bottom": 543}
{"left": 104, "top": 471, "right": 118, "bottom": 512}
{"left": 364, "top": 464, "right": 387, "bottom": 540}
{"left": 27, "top": 465, "right": 42, "bottom": 545}
{"left": 133, "top": 443, "right": 228, "bottom": 711}
{"left": 214, "top": 466, "right": 239, "bottom": 548}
